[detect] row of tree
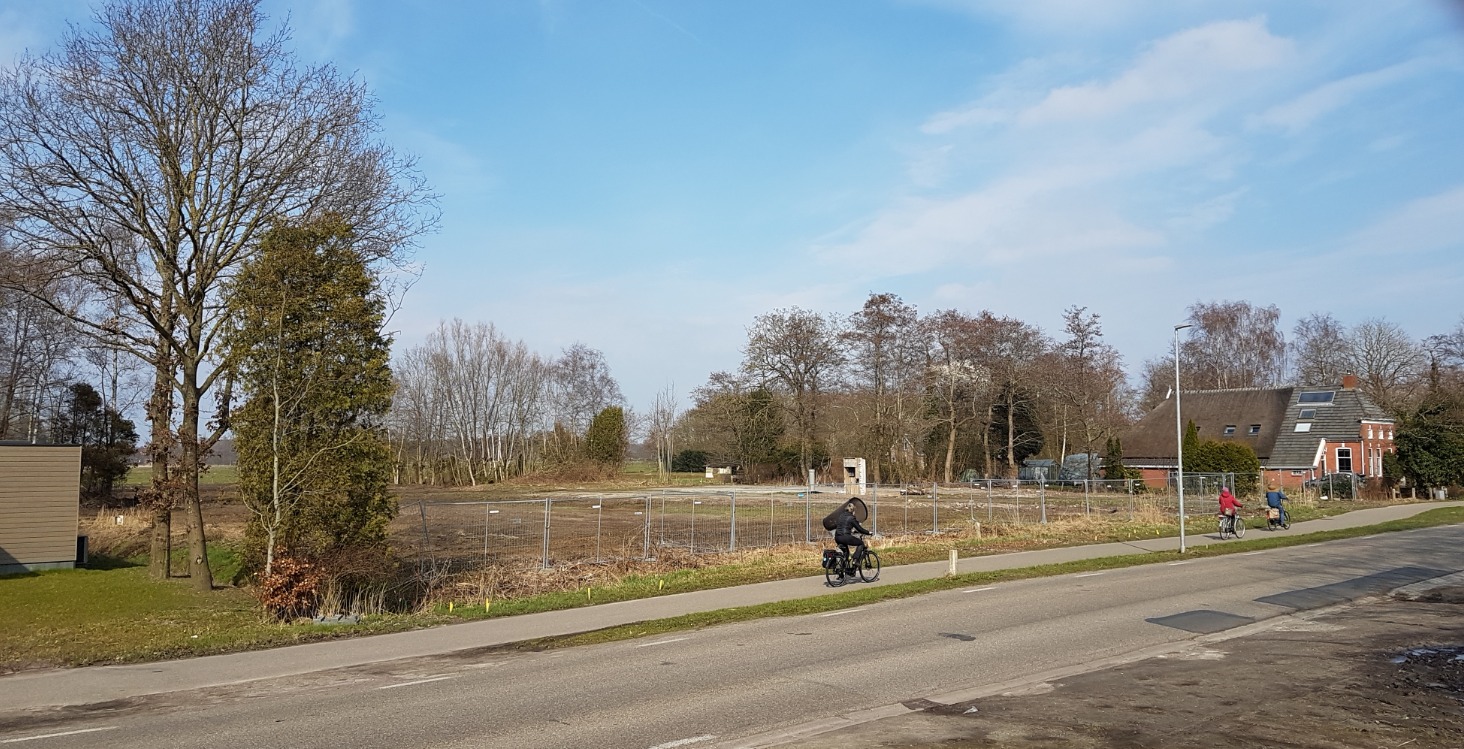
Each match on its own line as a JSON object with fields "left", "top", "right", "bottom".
{"left": 671, "top": 295, "right": 1464, "bottom": 487}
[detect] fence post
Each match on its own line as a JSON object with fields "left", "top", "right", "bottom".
{"left": 595, "top": 496, "right": 603, "bottom": 563}
{"left": 1127, "top": 479, "right": 1134, "bottom": 520}
{"left": 418, "top": 500, "right": 432, "bottom": 568}
{"left": 541, "top": 498, "right": 551, "bottom": 569}
{"left": 1015, "top": 481, "right": 1021, "bottom": 525}
{"left": 1040, "top": 480, "right": 1048, "bottom": 524}
{"left": 804, "top": 491, "right": 811, "bottom": 543}
{"left": 729, "top": 491, "right": 737, "bottom": 551}
{"left": 872, "top": 483, "right": 880, "bottom": 535}
{"left": 691, "top": 498, "right": 698, "bottom": 554}
{"left": 987, "top": 479, "right": 993, "bottom": 523}
{"left": 1084, "top": 479, "right": 1090, "bottom": 516}
{"left": 644, "top": 495, "right": 651, "bottom": 559}
{"left": 932, "top": 483, "right": 939, "bottom": 533}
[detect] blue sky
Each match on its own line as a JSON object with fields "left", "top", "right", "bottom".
{"left": 4, "top": 1, "right": 1464, "bottom": 413}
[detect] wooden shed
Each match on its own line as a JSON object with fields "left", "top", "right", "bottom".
{"left": 0, "top": 443, "right": 83, "bottom": 575}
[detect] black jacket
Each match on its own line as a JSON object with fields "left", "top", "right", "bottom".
{"left": 832, "top": 510, "right": 870, "bottom": 537}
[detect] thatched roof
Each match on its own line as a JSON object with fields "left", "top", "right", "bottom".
{"left": 1123, "top": 388, "right": 1292, "bottom": 467}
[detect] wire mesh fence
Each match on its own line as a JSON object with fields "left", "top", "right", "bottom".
{"left": 394, "top": 476, "right": 1271, "bottom": 572}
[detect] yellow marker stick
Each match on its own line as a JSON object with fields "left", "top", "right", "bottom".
{"left": 658, "top": 579, "right": 665, "bottom": 591}
{"left": 449, "top": 601, "right": 454, "bottom": 613}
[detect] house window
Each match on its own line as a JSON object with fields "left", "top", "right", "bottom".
{"left": 1290, "top": 470, "right": 1304, "bottom": 476}
{"left": 1367, "top": 426, "right": 1373, "bottom": 439}
{"left": 1249, "top": 424, "right": 1261, "bottom": 435}
{"left": 1294, "top": 423, "right": 1312, "bottom": 432}
{"left": 1298, "top": 391, "right": 1335, "bottom": 404}
{"left": 1299, "top": 408, "right": 1316, "bottom": 419}
{"left": 1336, "top": 448, "right": 1352, "bottom": 473}
{"left": 1223, "top": 425, "right": 1236, "bottom": 436}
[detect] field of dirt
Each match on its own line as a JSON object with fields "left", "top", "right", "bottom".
{"left": 785, "top": 586, "right": 1464, "bottom": 749}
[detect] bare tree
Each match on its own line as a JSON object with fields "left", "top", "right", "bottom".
{"left": 1291, "top": 312, "right": 1351, "bottom": 386}
{"left": 552, "top": 343, "right": 625, "bottom": 437}
{"left": 841, "top": 293, "right": 929, "bottom": 483}
{"left": 648, "top": 383, "right": 678, "bottom": 481}
{"left": 0, "top": 0, "right": 436, "bottom": 589}
{"left": 388, "top": 320, "right": 557, "bottom": 486}
{"left": 1347, "top": 318, "right": 1423, "bottom": 413}
{"left": 924, "top": 310, "right": 991, "bottom": 482}
{"left": 1182, "top": 300, "right": 1286, "bottom": 390}
{"left": 1047, "top": 306, "right": 1126, "bottom": 479}
{"left": 742, "top": 307, "right": 844, "bottom": 476}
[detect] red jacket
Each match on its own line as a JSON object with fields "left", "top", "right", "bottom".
{"left": 1218, "top": 489, "right": 1243, "bottom": 514}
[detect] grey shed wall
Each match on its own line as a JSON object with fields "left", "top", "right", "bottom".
{"left": 0, "top": 444, "right": 82, "bottom": 574}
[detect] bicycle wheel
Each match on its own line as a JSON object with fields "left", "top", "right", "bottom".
{"left": 1234, "top": 517, "right": 1246, "bottom": 538}
{"left": 858, "top": 549, "right": 881, "bottom": 583}
{"left": 825, "top": 559, "right": 846, "bottom": 587}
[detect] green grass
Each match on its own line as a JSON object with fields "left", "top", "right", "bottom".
{"left": 0, "top": 546, "right": 441, "bottom": 670}
{"left": 120, "top": 464, "right": 238, "bottom": 487}
{"left": 6, "top": 505, "right": 1459, "bottom": 671}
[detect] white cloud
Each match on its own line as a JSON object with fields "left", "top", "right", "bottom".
{"left": 1018, "top": 18, "right": 1293, "bottom": 124}
{"left": 1249, "top": 56, "right": 1444, "bottom": 134}
{"left": 1167, "top": 189, "right": 1246, "bottom": 234}
{"left": 1345, "top": 185, "right": 1464, "bottom": 257}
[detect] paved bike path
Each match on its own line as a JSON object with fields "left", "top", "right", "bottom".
{"left": 3, "top": 501, "right": 1459, "bottom": 712}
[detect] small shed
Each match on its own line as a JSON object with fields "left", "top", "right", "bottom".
{"left": 0, "top": 443, "right": 83, "bottom": 574}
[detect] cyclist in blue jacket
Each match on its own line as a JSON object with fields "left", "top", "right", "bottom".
{"left": 1265, "top": 484, "right": 1288, "bottom": 525}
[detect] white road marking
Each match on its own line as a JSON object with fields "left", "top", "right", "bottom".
{"left": 635, "top": 637, "right": 689, "bottom": 648}
{"left": 2, "top": 727, "right": 118, "bottom": 744}
{"left": 647, "top": 735, "right": 716, "bottom": 749}
{"left": 820, "top": 608, "right": 866, "bottom": 617}
{"left": 1238, "top": 551, "right": 1263, "bottom": 556}
{"left": 1074, "top": 572, "right": 1104, "bottom": 578}
{"left": 377, "top": 675, "right": 457, "bottom": 690}
{"left": 1167, "top": 561, "right": 1191, "bottom": 566}
{"left": 962, "top": 586, "right": 996, "bottom": 593}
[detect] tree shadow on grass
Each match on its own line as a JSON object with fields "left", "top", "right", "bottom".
{"left": 84, "top": 553, "right": 143, "bottom": 570}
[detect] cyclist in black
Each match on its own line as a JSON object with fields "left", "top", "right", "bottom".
{"left": 831, "top": 503, "right": 871, "bottom": 577}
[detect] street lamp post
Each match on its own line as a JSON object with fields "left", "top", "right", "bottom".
{"left": 1174, "top": 323, "right": 1193, "bottom": 553}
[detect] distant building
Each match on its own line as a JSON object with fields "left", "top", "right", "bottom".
{"left": 1122, "top": 375, "right": 1394, "bottom": 489}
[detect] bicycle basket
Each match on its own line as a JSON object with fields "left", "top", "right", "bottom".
{"left": 1267, "top": 508, "right": 1281, "bottom": 519}
{"left": 821, "top": 549, "right": 842, "bottom": 569}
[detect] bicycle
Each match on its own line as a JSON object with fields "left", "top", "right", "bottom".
{"left": 1266, "top": 506, "right": 1290, "bottom": 531}
{"left": 1218, "top": 512, "right": 1246, "bottom": 540}
{"left": 822, "top": 543, "right": 881, "bottom": 587}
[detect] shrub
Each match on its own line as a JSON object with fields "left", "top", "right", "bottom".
{"left": 255, "top": 555, "right": 322, "bottom": 621}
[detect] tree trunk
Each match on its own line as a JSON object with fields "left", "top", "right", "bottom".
{"left": 179, "top": 357, "right": 213, "bottom": 591}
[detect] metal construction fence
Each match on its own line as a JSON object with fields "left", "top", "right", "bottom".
{"left": 395, "top": 475, "right": 1271, "bottom": 572}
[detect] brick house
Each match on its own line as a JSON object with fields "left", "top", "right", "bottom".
{"left": 1122, "top": 376, "right": 1394, "bottom": 490}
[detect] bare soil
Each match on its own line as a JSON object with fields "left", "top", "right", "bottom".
{"left": 785, "top": 587, "right": 1464, "bottom": 749}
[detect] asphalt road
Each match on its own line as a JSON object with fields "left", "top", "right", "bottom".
{"left": 3, "top": 524, "right": 1460, "bottom": 749}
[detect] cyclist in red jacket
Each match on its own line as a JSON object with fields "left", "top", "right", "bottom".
{"left": 1218, "top": 486, "right": 1243, "bottom": 533}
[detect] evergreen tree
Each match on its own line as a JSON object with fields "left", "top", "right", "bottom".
{"left": 225, "top": 219, "right": 396, "bottom": 576}
{"left": 1394, "top": 394, "right": 1464, "bottom": 491}
{"left": 584, "top": 406, "right": 628, "bottom": 466}
{"left": 54, "top": 382, "right": 137, "bottom": 501}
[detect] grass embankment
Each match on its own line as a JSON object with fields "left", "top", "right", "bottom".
{"left": 4, "top": 503, "right": 1459, "bottom": 672}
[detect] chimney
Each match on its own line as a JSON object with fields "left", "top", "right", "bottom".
{"left": 1341, "top": 374, "right": 1358, "bottom": 390}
